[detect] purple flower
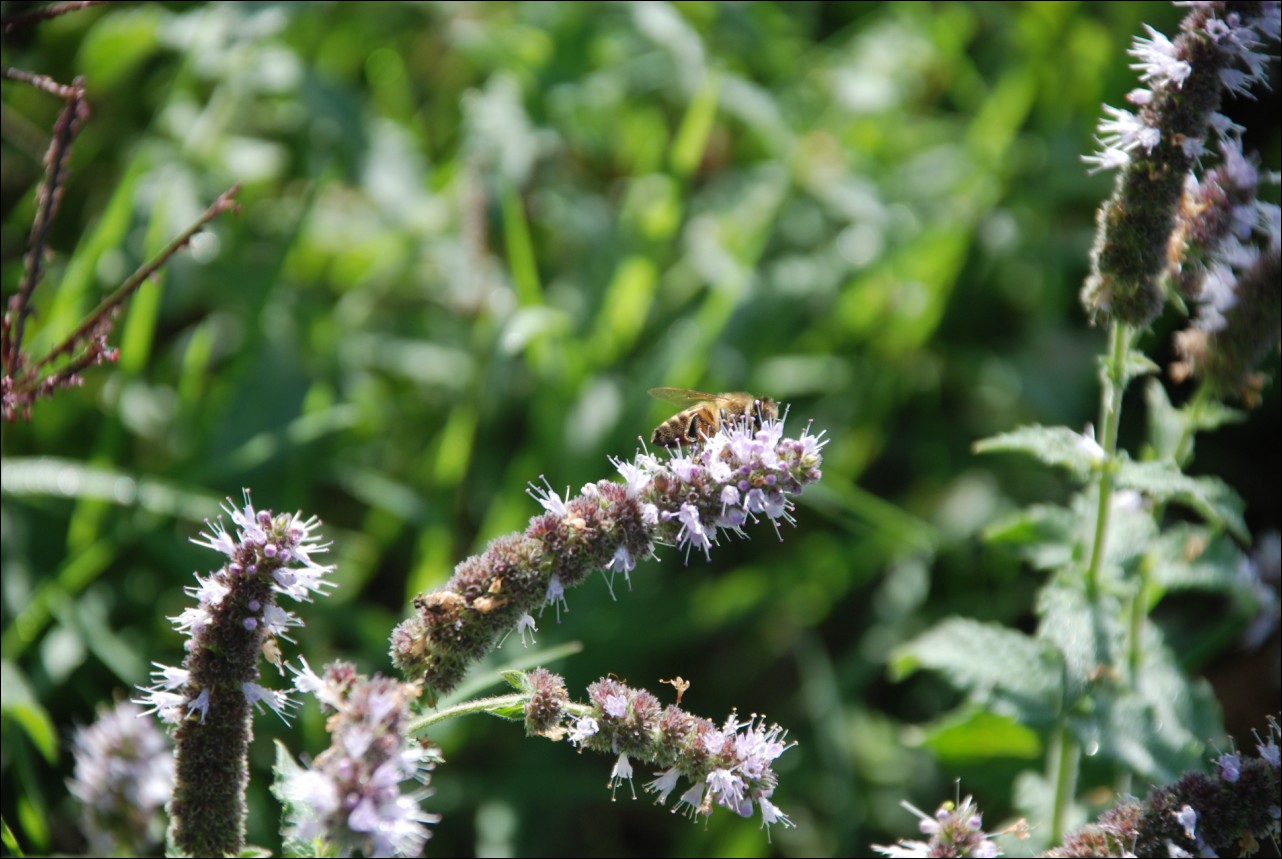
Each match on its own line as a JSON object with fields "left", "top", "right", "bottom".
{"left": 394, "top": 413, "right": 825, "bottom": 697}
{"left": 69, "top": 701, "right": 174, "bottom": 855}
{"left": 135, "top": 491, "right": 335, "bottom": 857}
{"left": 279, "top": 662, "right": 437, "bottom": 857}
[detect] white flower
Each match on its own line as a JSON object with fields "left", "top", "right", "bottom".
{"left": 1129, "top": 24, "right": 1192, "bottom": 88}
{"left": 243, "top": 682, "right": 294, "bottom": 723}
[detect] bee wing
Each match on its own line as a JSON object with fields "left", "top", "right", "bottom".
{"left": 648, "top": 387, "right": 719, "bottom": 405}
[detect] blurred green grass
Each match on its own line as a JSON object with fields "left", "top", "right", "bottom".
{"left": 2, "top": 2, "right": 1277, "bottom": 856}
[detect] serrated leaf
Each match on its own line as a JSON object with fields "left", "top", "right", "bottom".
{"left": 983, "top": 504, "right": 1077, "bottom": 571}
{"left": 890, "top": 618, "right": 1063, "bottom": 725}
{"left": 1186, "top": 400, "right": 1246, "bottom": 432}
{"left": 974, "top": 425, "right": 1103, "bottom": 479}
{"left": 1132, "top": 625, "right": 1221, "bottom": 778}
{"left": 921, "top": 708, "right": 1042, "bottom": 762}
{"left": 1069, "top": 686, "right": 1162, "bottom": 777}
{"left": 1146, "top": 525, "right": 1244, "bottom": 596}
{"left": 1067, "top": 646, "right": 1217, "bottom": 783}
{"left": 1036, "top": 582, "right": 1127, "bottom": 702}
{"left": 1041, "top": 597, "right": 1221, "bottom": 782}
{"left": 499, "top": 669, "right": 528, "bottom": 691}
{"left": 1120, "top": 352, "right": 1159, "bottom": 384}
{"left": 1145, "top": 379, "right": 1185, "bottom": 462}
{"left": 1115, "top": 459, "right": 1248, "bottom": 541}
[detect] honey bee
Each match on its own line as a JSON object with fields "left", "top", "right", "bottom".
{"left": 648, "top": 387, "right": 778, "bottom": 448}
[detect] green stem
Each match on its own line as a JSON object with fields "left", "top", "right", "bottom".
{"left": 1085, "top": 321, "right": 1132, "bottom": 596}
{"left": 1048, "top": 722, "right": 1080, "bottom": 846}
{"left": 1126, "top": 560, "right": 1149, "bottom": 685}
{"left": 408, "top": 693, "right": 590, "bottom": 735}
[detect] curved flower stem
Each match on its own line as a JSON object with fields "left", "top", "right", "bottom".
{"left": 408, "top": 693, "right": 591, "bottom": 735}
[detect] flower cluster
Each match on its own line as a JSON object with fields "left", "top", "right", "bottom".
{"left": 391, "top": 414, "right": 825, "bottom": 699}
{"left": 1165, "top": 131, "right": 1282, "bottom": 403}
{"left": 68, "top": 700, "right": 174, "bottom": 856}
{"left": 134, "top": 492, "right": 334, "bottom": 857}
{"left": 1168, "top": 139, "right": 1279, "bottom": 313}
{"left": 1172, "top": 246, "right": 1281, "bottom": 404}
{"left": 276, "top": 660, "right": 438, "bottom": 858}
{"left": 1081, "top": 0, "right": 1280, "bottom": 326}
{"left": 519, "top": 670, "right": 796, "bottom": 837}
{"left": 521, "top": 666, "right": 570, "bottom": 737}
{"left": 1045, "top": 715, "right": 1281, "bottom": 857}
{"left": 872, "top": 796, "right": 1002, "bottom": 858}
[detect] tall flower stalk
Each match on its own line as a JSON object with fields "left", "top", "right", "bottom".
{"left": 135, "top": 493, "right": 335, "bottom": 856}
{"left": 1065, "top": 1, "right": 1279, "bottom": 842}
{"left": 898, "top": 2, "right": 1279, "bottom": 852}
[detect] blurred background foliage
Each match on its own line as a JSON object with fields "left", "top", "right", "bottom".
{"left": 1, "top": 2, "right": 1277, "bottom": 856}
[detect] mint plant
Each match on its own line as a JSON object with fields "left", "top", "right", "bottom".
{"left": 889, "top": 1, "right": 1280, "bottom": 853}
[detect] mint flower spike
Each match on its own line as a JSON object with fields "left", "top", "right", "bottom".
{"left": 872, "top": 796, "right": 1001, "bottom": 858}
{"left": 1169, "top": 135, "right": 1282, "bottom": 403}
{"left": 134, "top": 490, "right": 336, "bottom": 858}
{"left": 392, "top": 413, "right": 826, "bottom": 700}
{"left": 1081, "top": 1, "right": 1281, "bottom": 326}
{"left": 68, "top": 700, "right": 174, "bottom": 856}
{"left": 278, "top": 660, "right": 438, "bottom": 858}
{"left": 518, "top": 671, "right": 797, "bottom": 840}
{"left": 1045, "top": 715, "right": 1281, "bottom": 857}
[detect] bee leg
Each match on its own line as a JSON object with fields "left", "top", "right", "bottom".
{"left": 686, "top": 414, "right": 706, "bottom": 443}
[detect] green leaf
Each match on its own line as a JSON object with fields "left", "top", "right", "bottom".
{"left": 1068, "top": 686, "right": 1163, "bottom": 777}
{"left": 983, "top": 503, "right": 1077, "bottom": 571}
{"left": 974, "top": 425, "right": 1103, "bottom": 479}
{"left": 671, "top": 72, "right": 720, "bottom": 179}
{"left": 499, "top": 669, "right": 529, "bottom": 691}
{"left": 1036, "top": 582, "right": 1126, "bottom": 702}
{"left": 921, "top": 708, "right": 1043, "bottom": 762}
{"left": 1144, "top": 379, "right": 1184, "bottom": 462}
{"left": 0, "top": 662, "right": 57, "bottom": 763}
{"left": 1185, "top": 400, "right": 1246, "bottom": 433}
{"left": 1120, "top": 352, "right": 1159, "bottom": 385}
{"left": 1179, "top": 400, "right": 1240, "bottom": 438}
{"left": 1114, "top": 459, "right": 1248, "bottom": 541}
{"left": 1, "top": 816, "right": 24, "bottom": 857}
{"left": 77, "top": 6, "right": 166, "bottom": 89}
{"left": 1131, "top": 625, "right": 1221, "bottom": 777}
{"left": 1146, "top": 525, "right": 1244, "bottom": 596}
{"left": 482, "top": 698, "right": 528, "bottom": 721}
{"left": 1066, "top": 641, "right": 1217, "bottom": 782}
{"left": 890, "top": 618, "right": 1063, "bottom": 725}
{"left": 1144, "top": 379, "right": 1245, "bottom": 462}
